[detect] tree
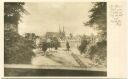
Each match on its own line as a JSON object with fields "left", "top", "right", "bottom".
{"left": 4, "top": 2, "right": 27, "bottom": 26}
{"left": 89, "top": 40, "right": 106, "bottom": 59}
{"left": 46, "top": 37, "right": 61, "bottom": 50}
{"left": 89, "top": 40, "right": 107, "bottom": 65}
{"left": 4, "top": 2, "right": 34, "bottom": 64}
{"left": 83, "top": 2, "right": 107, "bottom": 65}
{"left": 78, "top": 36, "right": 90, "bottom": 54}
{"left": 85, "top": 2, "right": 107, "bottom": 40}
{"left": 52, "top": 37, "right": 61, "bottom": 50}
{"left": 85, "top": 3, "right": 106, "bottom": 29}
{"left": 24, "top": 33, "right": 38, "bottom": 48}
{"left": 41, "top": 42, "right": 48, "bottom": 54}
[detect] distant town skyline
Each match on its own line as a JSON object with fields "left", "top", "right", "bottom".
{"left": 19, "top": 2, "right": 98, "bottom": 36}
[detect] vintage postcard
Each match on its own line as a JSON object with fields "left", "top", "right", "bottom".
{"left": 0, "top": 0, "right": 128, "bottom": 78}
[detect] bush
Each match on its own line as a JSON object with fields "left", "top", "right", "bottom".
{"left": 4, "top": 3, "right": 34, "bottom": 64}
{"left": 78, "top": 39, "right": 89, "bottom": 54}
{"left": 89, "top": 40, "right": 107, "bottom": 64}
{"left": 52, "top": 37, "right": 61, "bottom": 50}
{"left": 46, "top": 37, "right": 61, "bottom": 50}
{"left": 41, "top": 41, "right": 48, "bottom": 53}
{"left": 4, "top": 30, "right": 35, "bottom": 64}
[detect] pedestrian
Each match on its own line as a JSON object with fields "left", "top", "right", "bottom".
{"left": 66, "top": 41, "right": 70, "bottom": 51}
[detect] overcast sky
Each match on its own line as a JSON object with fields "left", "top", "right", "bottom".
{"left": 19, "top": 2, "right": 98, "bottom": 36}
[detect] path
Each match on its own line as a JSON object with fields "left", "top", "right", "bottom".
{"left": 71, "top": 53, "right": 87, "bottom": 67}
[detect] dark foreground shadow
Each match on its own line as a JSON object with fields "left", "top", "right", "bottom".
{"left": 5, "top": 68, "right": 107, "bottom": 76}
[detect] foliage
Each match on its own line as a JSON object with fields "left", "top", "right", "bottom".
{"left": 4, "top": 2, "right": 27, "bottom": 25}
{"left": 41, "top": 41, "right": 48, "bottom": 53}
{"left": 85, "top": 2, "right": 107, "bottom": 40}
{"left": 52, "top": 37, "right": 61, "bottom": 50}
{"left": 45, "top": 37, "right": 61, "bottom": 49}
{"left": 78, "top": 36, "right": 90, "bottom": 54}
{"left": 4, "top": 30, "right": 35, "bottom": 64}
{"left": 85, "top": 2, "right": 107, "bottom": 30}
{"left": 24, "top": 33, "right": 38, "bottom": 48}
{"left": 40, "top": 37, "right": 60, "bottom": 52}
{"left": 4, "top": 2, "right": 34, "bottom": 64}
{"left": 81, "top": 2, "right": 107, "bottom": 65}
{"left": 89, "top": 40, "right": 107, "bottom": 60}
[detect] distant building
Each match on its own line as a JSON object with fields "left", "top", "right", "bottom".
{"left": 38, "top": 26, "right": 82, "bottom": 49}
{"left": 45, "top": 26, "right": 66, "bottom": 40}
{"left": 45, "top": 32, "right": 60, "bottom": 38}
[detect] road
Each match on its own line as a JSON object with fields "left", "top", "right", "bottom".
{"left": 31, "top": 48, "right": 100, "bottom": 69}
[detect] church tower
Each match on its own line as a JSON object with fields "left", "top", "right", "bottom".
{"left": 62, "top": 26, "right": 65, "bottom": 37}
{"left": 58, "top": 26, "right": 66, "bottom": 40}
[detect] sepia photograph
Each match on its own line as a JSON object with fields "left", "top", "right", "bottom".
{"left": 4, "top": 2, "right": 107, "bottom": 76}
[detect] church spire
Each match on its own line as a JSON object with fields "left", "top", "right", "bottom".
{"left": 62, "top": 26, "right": 65, "bottom": 38}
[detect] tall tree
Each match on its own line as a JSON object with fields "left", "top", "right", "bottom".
{"left": 85, "top": 2, "right": 107, "bottom": 40}
{"left": 4, "top": 2, "right": 26, "bottom": 25}
{"left": 81, "top": 2, "right": 107, "bottom": 65}
{"left": 4, "top": 2, "right": 34, "bottom": 64}
{"left": 85, "top": 2, "right": 106, "bottom": 28}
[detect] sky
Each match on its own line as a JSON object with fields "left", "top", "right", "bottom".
{"left": 19, "top": 2, "right": 98, "bottom": 36}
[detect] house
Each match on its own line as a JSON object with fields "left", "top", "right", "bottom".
{"left": 45, "top": 26, "right": 66, "bottom": 40}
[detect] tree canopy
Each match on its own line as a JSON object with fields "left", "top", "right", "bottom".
{"left": 4, "top": 2, "right": 34, "bottom": 64}
{"left": 78, "top": 2, "right": 107, "bottom": 66}
{"left": 85, "top": 2, "right": 107, "bottom": 31}
{"left": 4, "top": 2, "right": 27, "bottom": 25}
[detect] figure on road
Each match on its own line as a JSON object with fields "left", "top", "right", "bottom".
{"left": 66, "top": 41, "right": 70, "bottom": 51}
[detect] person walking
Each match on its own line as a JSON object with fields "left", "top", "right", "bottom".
{"left": 66, "top": 41, "right": 70, "bottom": 51}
